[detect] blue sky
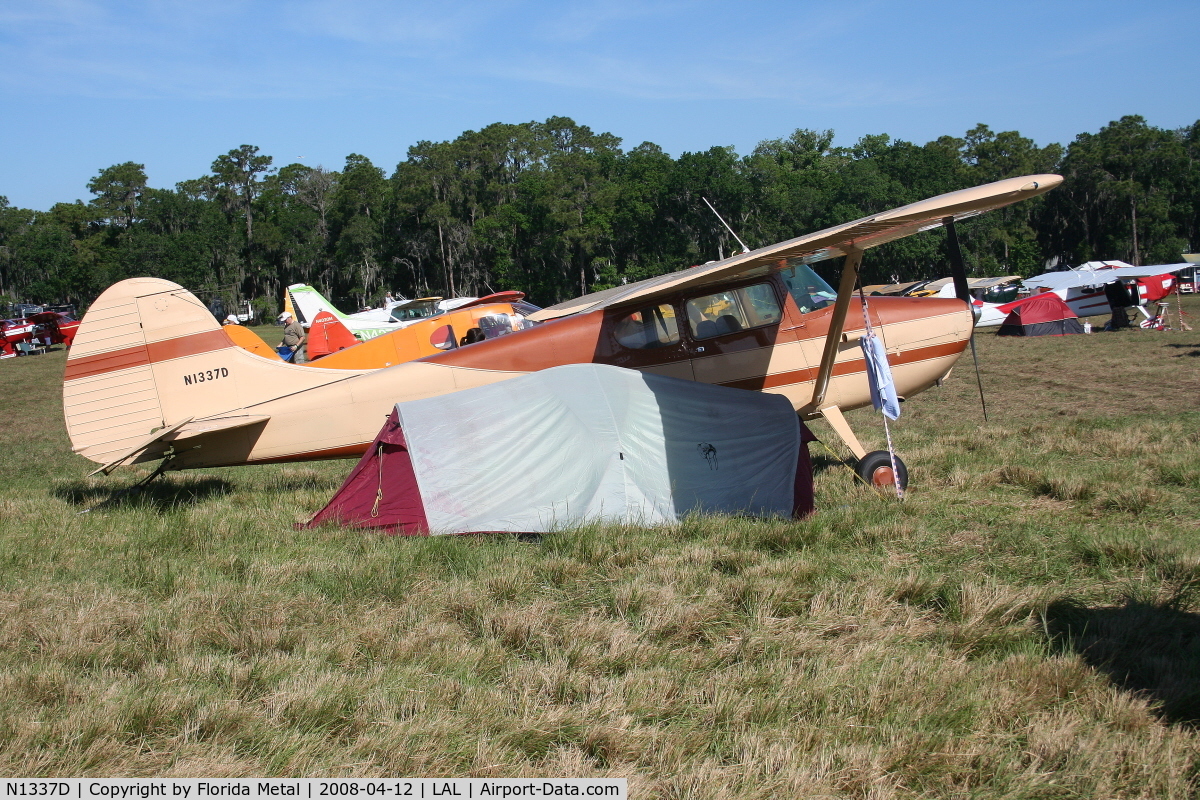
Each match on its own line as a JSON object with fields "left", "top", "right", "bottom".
{"left": 2, "top": 0, "right": 1197, "bottom": 210}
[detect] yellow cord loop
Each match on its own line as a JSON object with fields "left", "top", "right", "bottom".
{"left": 370, "top": 444, "right": 384, "bottom": 517}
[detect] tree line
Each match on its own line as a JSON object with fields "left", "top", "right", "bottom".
{"left": 1, "top": 114, "right": 1196, "bottom": 316}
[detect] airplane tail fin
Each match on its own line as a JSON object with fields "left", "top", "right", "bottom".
{"left": 286, "top": 284, "right": 347, "bottom": 325}
{"left": 64, "top": 278, "right": 352, "bottom": 469}
{"left": 283, "top": 288, "right": 298, "bottom": 323}
{"left": 63, "top": 278, "right": 237, "bottom": 466}
{"left": 306, "top": 311, "right": 360, "bottom": 360}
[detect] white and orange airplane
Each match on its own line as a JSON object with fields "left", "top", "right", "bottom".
{"left": 223, "top": 292, "right": 539, "bottom": 367}
{"left": 62, "top": 174, "right": 1061, "bottom": 488}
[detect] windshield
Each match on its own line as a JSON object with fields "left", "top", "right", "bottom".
{"left": 511, "top": 301, "right": 541, "bottom": 316}
{"left": 780, "top": 263, "right": 837, "bottom": 313}
{"left": 389, "top": 301, "right": 440, "bottom": 322}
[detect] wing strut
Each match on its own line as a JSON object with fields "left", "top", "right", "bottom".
{"left": 810, "top": 248, "right": 864, "bottom": 408}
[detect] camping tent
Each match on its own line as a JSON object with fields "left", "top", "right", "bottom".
{"left": 304, "top": 363, "right": 815, "bottom": 535}
{"left": 996, "top": 292, "right": 1084, "bottom": 337}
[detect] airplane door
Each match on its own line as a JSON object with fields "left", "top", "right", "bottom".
{"left": 683, "top": 282, "right": 793, "bottom": 390}
{"left": 595, "top": 303, "right": 695, "bottom": 381}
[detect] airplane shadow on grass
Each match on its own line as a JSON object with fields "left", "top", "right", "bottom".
{"left": 1163, "top": 343, "right": 1200, "bottom": 358}
{"left": 54, "top": 476, "right": 234, "bottom": 510}
{"left": 1044, "top": 599, "right": 1200, "bottom": 726}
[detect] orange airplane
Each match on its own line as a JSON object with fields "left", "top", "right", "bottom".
{"left": 62, "top": 175, "right": 1061, "bottom": 488}
{"left": 224, "top": 292, "right": 539, "bottom": 369}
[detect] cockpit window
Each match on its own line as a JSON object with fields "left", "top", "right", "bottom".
{"left": 685, "top": 282, "right": 781, "bottom": 340}
{"left": 613, "top": 304, "right": 680, "bottom": 349}
{"left": 780, "top": 263, "right": 837, "bottom": 314}
{"left": 389, "top": 301, "right": 440, "bottom": 322}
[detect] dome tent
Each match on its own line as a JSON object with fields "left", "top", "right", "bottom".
{"left": 996, "top": 292, "right": 1084, "bottom": 337}
{"left": 304, "top": 363, "right": 815, "bottom": 535}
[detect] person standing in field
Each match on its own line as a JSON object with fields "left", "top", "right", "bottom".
{"left": 278, "top": 311, "right": 307, "bottom": 363}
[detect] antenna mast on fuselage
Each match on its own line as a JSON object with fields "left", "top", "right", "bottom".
{"left": 701, "top": 197, "right": 751, "bottom": 255}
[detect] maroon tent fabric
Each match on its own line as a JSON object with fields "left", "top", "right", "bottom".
{"left": 996, "top": 292, "right": 1084, "bottom": 337}
{"left": 793, "top": 422, "right": 817, "bottom": 518}
{"left": 303, "top": 409, "right": 430, "bottom": 535}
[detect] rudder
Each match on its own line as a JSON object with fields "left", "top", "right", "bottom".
{"left": 287, "top": 284, "right": 346, "bottom": 326}
{"left": 64, "top": 278, "right": 373, "bottom": 470}
{"left": 63, "top": 278, "right": 234, "bottom": 465}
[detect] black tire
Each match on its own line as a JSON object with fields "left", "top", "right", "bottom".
{"left": 856, "top": 450, "right": 908, "bottom": 491}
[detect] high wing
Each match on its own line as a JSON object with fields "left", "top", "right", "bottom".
{"left": 529, "top": 174, "right": 1062, "bottom": 322}
{"left": 1025, "top": 262, "right": 1192, "bottom": 291}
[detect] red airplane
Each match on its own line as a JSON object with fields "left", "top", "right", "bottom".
{"left": 0, "top": 317, "right": 38, "bottom": 358}
{"left": 0, "top": 312, "right": 79, "bottom": 358}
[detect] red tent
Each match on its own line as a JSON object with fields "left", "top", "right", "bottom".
{"left": 305, "top": 409, "right": 430, "bottom": 533}
{"left": 996, "top": 292, "right": 1084, "bottom": 337}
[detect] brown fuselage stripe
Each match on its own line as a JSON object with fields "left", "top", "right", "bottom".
{"left": 718, "top": 340, "right": 965, "bottom": 391}
{"left": 64, "top": 329, "right": 234, "bottom": 381}
{"left": 65, "top": 324, "right": 964, "bottom": 399}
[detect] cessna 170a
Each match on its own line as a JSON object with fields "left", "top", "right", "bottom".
{"left": 62, "top": 174, "right": 1061, "bottom": 488}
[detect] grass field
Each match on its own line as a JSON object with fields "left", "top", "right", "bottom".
{"left": 2, "top": 299, "right": 1199, "bottom": 797}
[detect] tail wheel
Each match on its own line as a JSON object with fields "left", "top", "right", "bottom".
{"left": 856, "top": 450, "right": 908, "bottom": 492}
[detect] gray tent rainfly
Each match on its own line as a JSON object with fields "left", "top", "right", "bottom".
{"left": 305, "top": 363, "right": 816, "bottom": 535}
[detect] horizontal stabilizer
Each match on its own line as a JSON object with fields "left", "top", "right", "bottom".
{"left": 166, "top": 415, "right": 272, "bottom": 442}
{"left": 86, "top": 417, "right": 194, "bottom": 476}
{"left": 86, "top": 414, "right": 271, "bottom": 476}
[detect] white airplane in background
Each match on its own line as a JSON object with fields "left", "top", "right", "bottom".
{"left": 1022, "top": 260, "right": 1190, "bottom": 320}
{"left": 927, "top": 277, "right": 1022, "bottom": 327}
{"left": 929, "top": 261, "right": 1190, "bottom": 327}
{"left": 286, "top": 284, "right": 480, "bottom": 341}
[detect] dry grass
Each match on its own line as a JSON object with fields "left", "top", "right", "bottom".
{"left": 1, "top": 296, "right": 1199, "bottom": 796}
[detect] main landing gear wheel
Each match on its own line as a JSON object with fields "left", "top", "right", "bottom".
{"left": 856, "top": 450, "right": 908, "bottom": 492}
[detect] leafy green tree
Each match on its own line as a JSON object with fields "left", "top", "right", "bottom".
{"left": 11, "top": 116, "right": 1198, "bottom": 314}
{"left": 87, "top": 162, "right": 148, "bottom": 229}
{"left": 211, "top": 145, "right": 273, "bottom": 244}
{"left": 331, "top": 154, "right": 388, "bottom": 306}
{"left": 1043, "top": 116, "right": 1191, "bottom": 265}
